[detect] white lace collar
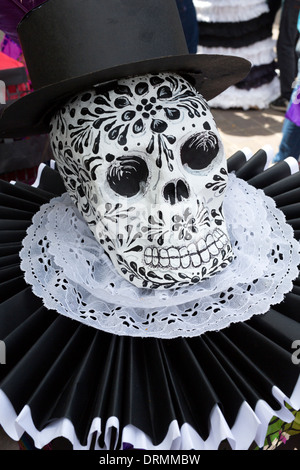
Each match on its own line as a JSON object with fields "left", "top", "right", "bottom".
{"left": 20, "top": 173, "right": 300, "bottom": 338}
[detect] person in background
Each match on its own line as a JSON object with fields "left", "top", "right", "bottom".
{"left": 270, "top": 0, "right": 300, "bottom": 111}
{"left": 176, "top": 0, "right": 198, "bottom": 53}
{"left": 273, "top": 32, "right": 300, "bottom": 163}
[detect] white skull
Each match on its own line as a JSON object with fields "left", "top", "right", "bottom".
{"left": 50, "top": 73, "right": 233, "bottom": 289}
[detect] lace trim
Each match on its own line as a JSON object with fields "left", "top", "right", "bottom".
{"left": 20, "top": 174, "right": 300, "bottom": 338}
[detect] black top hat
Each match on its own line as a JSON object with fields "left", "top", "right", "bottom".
{"left": 0, "top": 0, "right": 251, "bottom": 139}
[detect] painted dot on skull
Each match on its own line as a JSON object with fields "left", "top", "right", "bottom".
{"left": 122, "top": 110, "right": 136, "bottom": 121}
{"left": 105, "top": 153, "right": 115, "bottom": 162}
{"left": 157, "top": 85, "right": 172, "bottom": 99}
{"left": 115, "top": 97, "right": 131, "bottom": 109}
{"left": 135, "top": 83, "right": 148, "bottom": 95}
{"left": 81, "top": 93, "right": 92, "bottom": 102}
{"left": 149, "top": 76, "right": 164, "bottom": 86}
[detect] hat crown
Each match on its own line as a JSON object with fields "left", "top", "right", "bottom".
{"left": 0, "top": 0, "right": 251, "bottom": 139}
{"left": 18, "top": 0, "right": 188, "bottom": 90}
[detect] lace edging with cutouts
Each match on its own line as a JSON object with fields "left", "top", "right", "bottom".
{"left": 20, "top": 174, "right": 300, "bottom": 338}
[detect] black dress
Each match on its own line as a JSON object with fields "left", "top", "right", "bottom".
{"left": 195, "top": 0, "right": 282, "bottom": 109}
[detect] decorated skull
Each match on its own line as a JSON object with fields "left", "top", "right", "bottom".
{"left": 49, "top": 73, "right": 233, "bottom": 289}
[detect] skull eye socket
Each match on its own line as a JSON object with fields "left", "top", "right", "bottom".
{"left": 181, "top": 131, "right": 219, "bottom": 171}
{"left": 107, "top": 156, "right": 149, "bottom": 197}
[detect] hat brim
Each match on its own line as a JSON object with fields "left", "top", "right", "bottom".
{"left": 0, "top": 54, "right": 251, "bottom": 139}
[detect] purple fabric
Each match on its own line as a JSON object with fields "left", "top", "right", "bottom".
{"left": 285, "top": 88, "right": 300, "bottom": 126}
{"left": 0, "top": 0, "right": 46, "bottom": 44}
{"left": 1, "top": 34, "right": 22, "bottom": 60}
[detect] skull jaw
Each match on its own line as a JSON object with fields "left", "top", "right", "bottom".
{"left": 111, "top": 244, "right": 233, "bottom": 290}
{"left": 94, "top": 225, "right": 234, "bottom": 290}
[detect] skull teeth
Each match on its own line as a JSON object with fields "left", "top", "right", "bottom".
{"left": 144, "top": 229, "right": 230, "bottom": 269}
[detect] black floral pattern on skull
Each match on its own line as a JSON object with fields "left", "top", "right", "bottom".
{"left": 49, "top": 73, "right": 234, "bottom": 290}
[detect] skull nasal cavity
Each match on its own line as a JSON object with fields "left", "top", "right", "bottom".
{"left": 163, "top": 180, "right": 190, "bottom": 205}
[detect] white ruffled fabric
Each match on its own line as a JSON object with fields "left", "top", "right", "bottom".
{"left": 208, "top": 76, "right": 280, "bottom": 110}
{"left": 19, "top": 173, "right": 300, "bottom": 339}
{"left": 197, "top": 38, "right": 277, "bottom": 67}
{"left": 194, "top": 0, "right": 269, "bottom": 23}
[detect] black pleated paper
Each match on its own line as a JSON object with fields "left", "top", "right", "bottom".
{"left": 0, "top": 152, "right": 299, "bottom": 449}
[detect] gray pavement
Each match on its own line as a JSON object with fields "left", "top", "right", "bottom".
{"left": 213, "top": 105, "right": 285, "bottom": 161}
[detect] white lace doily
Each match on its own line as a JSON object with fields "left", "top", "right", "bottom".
{"left": 20, "top": 174, "right": 300, "bottom": 338}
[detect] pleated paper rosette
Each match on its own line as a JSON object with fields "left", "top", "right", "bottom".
{"left": 0, "top": 148, "right": 300, "bottom": 450}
